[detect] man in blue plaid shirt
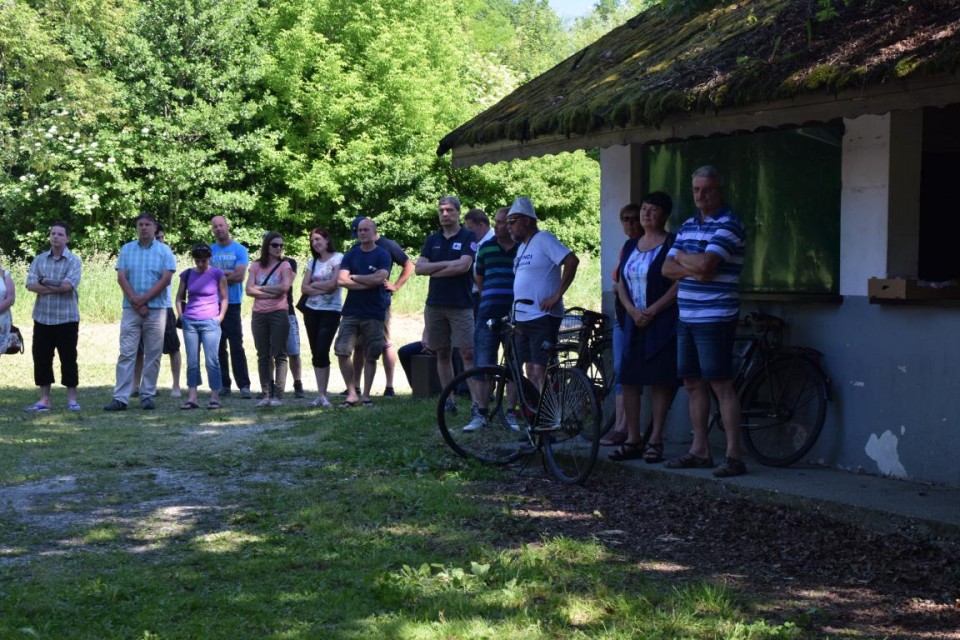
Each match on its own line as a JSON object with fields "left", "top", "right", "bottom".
{"left": 104, "top": 213, "right": 177, "bottom": 411}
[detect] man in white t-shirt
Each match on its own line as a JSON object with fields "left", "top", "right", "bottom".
{"left": 507, "top": 196, "right": 579, "bottom": 391}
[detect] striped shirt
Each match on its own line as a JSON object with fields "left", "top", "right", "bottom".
{"left": 667, "top": 207, "right": 745, "bottom": 323}
{"left": 27, "top": 248, "right": 82, "bottom": 325}
{"left": 475, "top": 237, "right": 518, "bottom": 321}
{"left": 116, "top": 239, "right": 177, "bottom": 309}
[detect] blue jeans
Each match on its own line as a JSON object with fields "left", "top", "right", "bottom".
{"left": 474, "top": 318, "right": 507, "bottom": 367}
{"left": 182, "top": 317, "right": 223, "bottom": 391}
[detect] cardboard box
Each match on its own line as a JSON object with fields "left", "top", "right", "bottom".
{"left": 868, "top": 277, "right": 960, "bottom": 301}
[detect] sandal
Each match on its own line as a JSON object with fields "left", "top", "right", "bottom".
{"left": 361, "top": 399, "right": 375, "bottom": 408}
{"left": 643, "top": 442, "right": 664, "bottom": 464}
{"left": 339, "top": 400, "right": 358, "bottom": 409}
{"left": 664, "top": 452, "right": 714, "bottom": 469}
{"left": 180, "top": 401, "right": 201, "bottom": 410}
{"left": 25, "top": 403, "right": 52, "bottom": 413}
{"left": 206, "top": 400, "right": 221, "bottom": 410}
{"left": 608, "top": 441, "right": 644, "bottom": 462}
{"left": 599, "top": 429, "right": 628, "bottom": 446}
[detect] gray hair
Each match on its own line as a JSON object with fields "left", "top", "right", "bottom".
{"left": 438, "top": 195, "right": 461, "bottom": 211}
{"left": 691, "top": 165, "right": 725, "bottom": 187}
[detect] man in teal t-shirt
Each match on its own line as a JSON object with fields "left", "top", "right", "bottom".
{"left": 210, "top": 216, "right": 252, "bottom": 399}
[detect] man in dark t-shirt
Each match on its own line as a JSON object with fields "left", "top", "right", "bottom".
{"left": 334, "top": 218, "right": 392, "bottom": 408}
{"left": 414, "top": 196, "right": 477, "bottom": 411}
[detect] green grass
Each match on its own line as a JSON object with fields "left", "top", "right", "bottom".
{"left": 2, "top": 252, "right": 604, "bottom": 323}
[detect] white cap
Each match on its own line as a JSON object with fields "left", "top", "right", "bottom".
{"left": 507, "top": 196, "right": 537, "bottom": 220}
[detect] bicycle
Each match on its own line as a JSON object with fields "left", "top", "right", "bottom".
{"left": 555, "top": 307, "right": 616, "bottom": 435}
{"left": 708, "top": 312, "right": 831, "bottom": 466}
{"left": 436, "top": 300, "right": 602, "bottom": 484}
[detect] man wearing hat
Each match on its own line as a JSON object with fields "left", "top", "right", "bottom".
{"left": 415, "top": 196, "right": 478, "bottom": 411}
{"left": 508, "top": 196, "right": 579, "bottom": 393}
{"left": 348, "top": 215, "right": 414, "bottom": 397}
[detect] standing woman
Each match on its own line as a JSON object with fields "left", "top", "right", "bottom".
{"left": 176, "top": 243, "right": 228, "bottom": 410}
{"left": 300, "top": 228, "right": 343, "bottom": 408}
{"left": 609, "top": 192, "right": 680, "bottom": 463}
{"left": 246, "top": 232, "right": 294, "bottom": 407}
{"left": 0, "top": 256, "right": 15, "bottom": 355}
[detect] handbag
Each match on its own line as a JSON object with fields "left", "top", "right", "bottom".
{"left": 295, "top": 294, "right": 308, "bottom": 314}
{"left": 5, "top": 325, "right": 24, "bottom": 355}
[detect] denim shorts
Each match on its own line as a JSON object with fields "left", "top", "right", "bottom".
{"left": 474, "top": 318, "right": 508, "bottom": 367}
{"left": 677, "top": 319, "right": 738, "bottom": 380}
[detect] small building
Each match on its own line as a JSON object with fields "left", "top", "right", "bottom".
{"left": 438, "top": 0, "right": 960, "bottom": 485}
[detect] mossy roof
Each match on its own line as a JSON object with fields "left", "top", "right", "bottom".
{"left": 437, "top": 0, "right": 960, "bottom": 157}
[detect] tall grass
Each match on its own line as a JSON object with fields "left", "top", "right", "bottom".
{"left": 3, "top": 251, "right": 604, "bottom": 324}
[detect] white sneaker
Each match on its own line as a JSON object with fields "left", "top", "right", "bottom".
{"left": 311, "top": 396, "right": 331, "bottom": 408}
{"left": 269, "top": 398, "right": 282, "bottom": 407}
{"left": 463, "top": 413, "right": 487, "bottom": 432}
{"left": 256, "top": 398, "right": 271, "bottom": 407}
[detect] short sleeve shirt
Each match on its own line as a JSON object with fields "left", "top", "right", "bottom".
{"left": 116, "top": 239, "right": 177, "bottom": 309}
{"left": 667, "top": 206, "right": 746, "bottom": 323}
{"left": 27, "top": 248, "right": 82, "bottom": 324}
{"left": 513, "top": 230, "right": 572, "bottom": 321}
{"left": 340, "top": 245, "right": 392, "bottom": 320}
{"left": 475, "top": 238, "right": 518, "bottom": 321}
{"left": 420, "top": 226, "right": 477, "bottom": 308}
{"left": 305, "top": 253, "right": 343, "bottom": 312}
{"left": 210, "top": 241, "right": 249, "bottom": 304}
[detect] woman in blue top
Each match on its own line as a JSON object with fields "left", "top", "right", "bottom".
{"left": 175, "top": 243, "right": 228, "bottom": 410}
{"left": 609, "top": 192, "right": 679, "bottom": 463}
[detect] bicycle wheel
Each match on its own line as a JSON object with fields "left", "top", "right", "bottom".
{"left": 556, "top": 344, "right": 615, "bottom": 438}
{"left": 741, "top": 357, "right": 828, "bottom": 467}
{"left": 540, "top": 367, "right": 601, "bottom": 484}
{"left": 437, "top": 366, "right": 526, "bottom": 465}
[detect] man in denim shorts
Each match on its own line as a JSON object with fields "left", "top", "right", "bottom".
{"left": 508, "top": 196, "right": 579, "bottom": 393}
{"left": 662, "top": 166, "right": 747, "bottom": 477}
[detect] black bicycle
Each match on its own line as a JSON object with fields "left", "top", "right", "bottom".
{"left": 555, "top": 307, "right": 616, "bottom": 435}
{"left": 436, "top": 300, "right": 602, "bottom": 484}
{"left": 709, "top": 312, "right": 831, "bottom": 466}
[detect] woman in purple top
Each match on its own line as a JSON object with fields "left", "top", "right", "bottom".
{"left": 175, "top": 243, "right": 228, "bottom": 409}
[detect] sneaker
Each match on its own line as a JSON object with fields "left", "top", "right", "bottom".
{"left": 170, "top": 389, "right": 182, "bottom": 399}
{"left": 463, "top": 413, "right": 487, "bottom": 432}
{"left": 713, "top": 457, "right": 747, "bottom": 478}
{"left": 444, "top": 398, "right": 457, "bottom": 414}
{"left": 256, "top": 398, "right": 271, "bottom": 407}
{"left": 239, "top": 387, "right": 252, "bottom": 400}
{"left": 383, "top": 387, "right": 395, "bottom": 398}
{"left": 103, "top": 399, "right": 127, "bottom": 412}
{"left": 269, "top": 398, "right": 282, "bottom": 407}
{"left": 311, "top": 396, "right": 332, "bottom": 408}
{"left": 140, "top": 397, "right": 156, "bottom": 410}
{"left": 294, "top": 388, "right": 306, "bottom": 399}
{"left": 505, "top": 412, "right": 520, "bottom": 432}
{"left": 220, "top": 387, "right": 233, "bottom": 397}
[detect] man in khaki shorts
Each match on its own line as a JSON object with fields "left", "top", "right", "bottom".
{"left": 414, "top": 196, "right": 478, "bottom": 413}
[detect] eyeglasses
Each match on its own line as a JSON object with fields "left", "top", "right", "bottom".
{"left": 270, "top": 242, "right": 284, "bottom": 249}
{"left": 620, "top": 217, "right": 639, "bottom": 223}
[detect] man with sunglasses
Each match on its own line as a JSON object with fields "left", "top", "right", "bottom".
{"left": 507, "top": 196, "right": 579, "bottom": 393}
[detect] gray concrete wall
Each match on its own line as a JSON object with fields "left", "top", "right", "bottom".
{"left": 661, "top": 297, "right": 960, "bottom": 487}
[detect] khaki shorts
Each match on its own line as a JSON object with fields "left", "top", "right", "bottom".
{"left": 334, "top": 316, "right": 385, "bottom": 361}
{"left": 424, "top": 305, "right": 474, "bottom": 351}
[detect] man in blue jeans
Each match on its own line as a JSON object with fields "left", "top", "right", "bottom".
{"left": 661, "top": 165, "right": 747, "bottom": 477}
{"left": 210, "top": 216, "right": 252, "bottom": 399}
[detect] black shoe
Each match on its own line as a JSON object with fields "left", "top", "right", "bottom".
{"left": 294, "top": 383, "right": 305, "bottom": 399}
{"left": 220, "top": 387, "right": 232, "bottom": 397}
{"left": 383, "top": 387, "right": 396, "bottom": 397}
{"left": 140, "top": 397, "right": 156, "bottom": 410}
{"left": 103, "top": 399, "right": 127, "bottom": 412}
{"left": 239, "top": 387, "right": 252, "bottom": 400}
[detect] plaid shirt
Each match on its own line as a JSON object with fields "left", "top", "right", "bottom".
{"left": 26, "top": 247, "right": 82, "bottom": 325}
{"left": 116, "top": 239, "right": 177, "bottom": 309}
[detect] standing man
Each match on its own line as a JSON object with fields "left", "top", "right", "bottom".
{"left": 334, "top": 218, "right": 391, "bottom": 408}
{"left": 508, "top": 196, "right": 579, "bottom": 392}
{"left": 348, "top": 215, "right": 415, "bottom": 397}
{"left": 24, "top": 222, "right": 82, "bottom": 412}
{"left": 463, "top": 208, "right": 494, "bottom": 313}
{"left": 662, "top": 165, "right": 747, "bottom": 478}
{"left": 415, "top": 196, "right": 478, "bottom": 413}
{"left": 104, "top": 213, "right": 177, "bottom": 411}
{"left": 464, "top": 206, "right": 519, "bottom": 431}
{"left": 210, "top": 215, "right": 252, "bottom": 399}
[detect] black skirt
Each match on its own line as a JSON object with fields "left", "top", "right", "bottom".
{"left": 619, "top": 322, "right": 678, "bottom": 386}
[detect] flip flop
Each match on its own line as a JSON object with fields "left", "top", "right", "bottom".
{"left": 206, "top": 400, "right": 221, "bottom": 410}
{"left": 361, "top": 399, "right": 375, "bottom": 408}
{"left": 25, "top": 403, "right": 51, "bottom": 413}
{"left": 67, "top": 403, "right": 82, "bottom": 412}
{"left": 180, "top": 401, "right": 201, "bottom": 410}
{"left": 339, "top": 400, "right": 358, "bottom": 409}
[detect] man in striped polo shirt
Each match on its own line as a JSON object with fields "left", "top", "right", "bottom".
{"left": 464, "top": 207, "right": 519, "bottom": 432}
{"left": 662, "top": 166, "right": 747, "bottom": 477}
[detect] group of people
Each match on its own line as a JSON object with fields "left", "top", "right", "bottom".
{"left": 2, "top": 164, "right": 748, "bottom": 476}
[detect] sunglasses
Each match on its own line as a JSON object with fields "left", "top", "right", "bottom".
{"left": 270, "top": 242, "right": 284, "bottom": 249}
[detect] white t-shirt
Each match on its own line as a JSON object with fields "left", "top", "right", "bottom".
{"left": 513, "top": 230, "right": 572, "bottom": 321}
{"left": 305, "top": 253, "right": 343, "bottom": 312}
